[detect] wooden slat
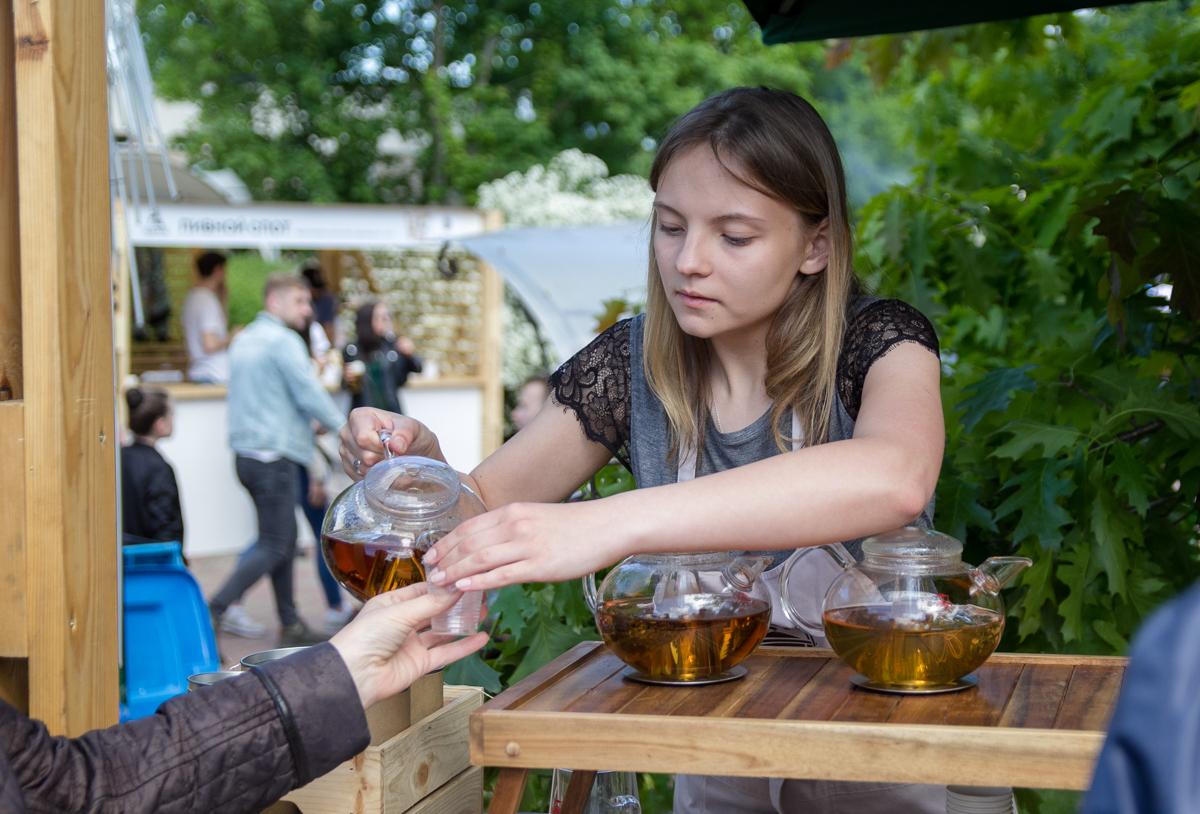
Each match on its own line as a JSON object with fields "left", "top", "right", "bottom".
{"left": 0, "top": 0, "right": 20, "bottom": 399}
{"left": 1055, "top": 665, "right": 1125, "bottom": 731}
{"left": 615, "top": 683, "right": 695, "bottom": 716}
{"left": 831, "top": 688, "right": 900, "bottom": 723}
{"left": 12, "top": 0, "right": 118, "bottom": 735}
{"left": 487, "top": 769, "right": 528, "bottom": 814}
{"left": 0, "top": 401, "right": 25, "bottom": 657}
{"left": 472, "top": 710, "right": 1105, "bottom": 789}
{"left": 779, "top": 658, "right": 856, "bottom": 721}
{"left": 518, "top": 652, "right": 624, "bottom": 713}
{"left": 998, "top": 665, "right": 1073, "bottom": 729}
{"left": 730, "top": 655, "right": 826, "bottom": 719}
{"left": 407, "top": 766, "right": 483, "bottom": 814}
{"left": 887, "top": 691, "right": 954, "bottom": 726}
{"left": 563, "top": 668, "right": 644, "bottom": 714}
{"left": 482, "top": 642, "right": 603, "bottom": 712}
{"left": 943, "top": 663, "right": 1024, "bottom": 727}
{"left": 560, "top": 770, "right": 597, "bottom": 814}
{"left": 987, "top": 652, "right": 1129, "bottom": 667}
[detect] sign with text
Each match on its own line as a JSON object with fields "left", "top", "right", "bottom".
{"left": 127, "top": 203, "right": 488, "bottom": 249}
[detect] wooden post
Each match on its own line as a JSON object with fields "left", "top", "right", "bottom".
{"left": 0, "top": 0, "right": 20, "bottom": 401}
{"left": 479, "top": 262, "right": 504, "bottom": 458}
{"left": 478, "top": 210, "right": 505, "bottom": 458}
{"left": 11, "top": 0, "right": 119, "bottom": 735}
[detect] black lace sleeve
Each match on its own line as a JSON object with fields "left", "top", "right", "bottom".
{"left": 837, "top": 299, "right": 940, "bottom": 420}
{"left": 547, "top": 319, "right": 632, "bottom": 470}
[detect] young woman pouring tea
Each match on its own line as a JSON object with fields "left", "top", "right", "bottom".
{"left": 339, "top": 87, "right": 946, "bottom": 814}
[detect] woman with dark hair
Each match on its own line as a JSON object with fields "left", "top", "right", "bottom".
{"left": 341, "top": 87, "right": 946, "bottom": 813}
{"left": 121, "top": 386, "right": 183, "bottom": 546}
{"left": 343, "top": 300, "right": 422, "bottom": 414}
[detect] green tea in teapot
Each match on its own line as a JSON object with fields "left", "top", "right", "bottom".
{"left": 596, "top": 594, "right": 771, "bottom": 681}
{"left": 823, "top": 603, "right": 1004, "bottom": 687}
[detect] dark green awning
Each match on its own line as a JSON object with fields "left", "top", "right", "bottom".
{"left": 743, "top": 1, "right": 1164, "bottom": 44}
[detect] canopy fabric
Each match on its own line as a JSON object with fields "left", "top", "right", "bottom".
{"left": 743, "top": 0, "right": 1162, "bottom": 44}
{"left": 462, "top": 222, "right": 650, "bottom": 362}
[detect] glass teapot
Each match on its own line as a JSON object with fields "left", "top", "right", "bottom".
{"left": 321, "top": 432, "right": 486, "bottom": 632}
{"left": 584, "top": 552, "right": 774, "bottom": 683}
{"left": 780, "top": 527, "right": 1031, "bottom": 689}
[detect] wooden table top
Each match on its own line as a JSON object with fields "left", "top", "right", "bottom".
{"left": 470, "top": 642, "right": 1127, "bottom": 790}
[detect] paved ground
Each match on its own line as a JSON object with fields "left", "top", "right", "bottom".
{"left": 190, "top": 547, "right": 358, "bottom": 667}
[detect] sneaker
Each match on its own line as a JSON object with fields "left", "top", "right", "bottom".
{"left": 278, "top": 620, "right": 330, "bottom": 648}
{"left": 220, "top": 605, "right": 267, "bottom": 638}
{"left": 324, "top": 606, "right": 354, "bottom": 635}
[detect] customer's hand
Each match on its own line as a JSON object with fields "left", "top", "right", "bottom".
{"left": 330, "top": 583, "right": 488, "bottom": 709}
{"left": 339, "top": 407, "right": 446, "bottom": 479}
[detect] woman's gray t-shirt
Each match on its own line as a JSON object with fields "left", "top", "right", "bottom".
{"left": 548, "top": 298, "right": 941, "bottom": 565}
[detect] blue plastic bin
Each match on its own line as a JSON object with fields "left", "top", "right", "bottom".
{"left": 121, "top": 543, "right": 219, "bottom": 721}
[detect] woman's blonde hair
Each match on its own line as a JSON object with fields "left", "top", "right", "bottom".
{"left": 643, "top": 87, "right": 860, "bottom": 460}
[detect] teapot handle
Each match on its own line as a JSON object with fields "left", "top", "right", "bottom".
{"left": 779, "top": 545, "right": 852, "bottom": 631}
{"left": 378, "top": 430, "right": 397, "bottom": 460}
{"left": 582, "top": 573, "right": 598, "bottom": 613}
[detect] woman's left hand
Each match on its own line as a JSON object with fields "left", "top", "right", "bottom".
{"left": 423, "top": 500, "right": 629, "bottom": 592}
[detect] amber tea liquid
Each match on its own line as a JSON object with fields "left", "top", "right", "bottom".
{"left": 596, "top": 595, "right": 771, "bottom": 681}
{"left": 823, "top": 603, "right": 1004, "bottom": 687}
{"left": 322, "top": 531, "right": 427, "bottom": 602}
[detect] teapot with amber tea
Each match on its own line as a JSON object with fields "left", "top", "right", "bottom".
{"left": 780, "top": 527, "right": 1031, "bottom": 693}
{"left": 584, "top": 552, "right": 774, "bottom": 685}
{"left": 321, "top": 435, "right": 485, "bottom": 604}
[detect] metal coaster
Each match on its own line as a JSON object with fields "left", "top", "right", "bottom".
{"left": 849, "top": 673, "right": 979, "bottom": 695}
{"left": 621, "top": 665, "right": 749, "bottom": 686}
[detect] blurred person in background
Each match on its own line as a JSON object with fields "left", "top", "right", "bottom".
{"left": 289, "top": 315, "right": 356, "bottom": 634}
{"left": 120, "top": 387, "right": 183, "bottom": 547}
{"left": 509, "top": 376, "right": 549, "bottom": 432}
{"left": 182, "top": 251, "right": 235, "bottom": 384}
{"left": 302, "top": 259, "right": 340, "bottom": 347}
{"left": 343, "top": 300, "right": 422, "bottom": 414}
{"left": 208, "top": 273, "right": 347, "bottom": 648}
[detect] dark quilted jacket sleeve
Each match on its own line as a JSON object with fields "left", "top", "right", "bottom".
{"left": 2, "top": 643, "right": 369, "bottom": 814}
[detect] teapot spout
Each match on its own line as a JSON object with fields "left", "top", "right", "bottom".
{"left": 974, "top": 556, "right": 1034, "bottom": 594}
{"left": 723, "top": 555, "right": 772, "bottom": 591}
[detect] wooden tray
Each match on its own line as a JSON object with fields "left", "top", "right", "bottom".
{"left": 471, "top": 643, "right": 1126, "bottom": 791}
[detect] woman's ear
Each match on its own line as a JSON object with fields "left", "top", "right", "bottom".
{"left": 798, "top": 218, "right": 831, "bottom": 276}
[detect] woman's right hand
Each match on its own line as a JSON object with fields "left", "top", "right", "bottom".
{"left": 339, "top": 407, "right": 445, "bottom": 480}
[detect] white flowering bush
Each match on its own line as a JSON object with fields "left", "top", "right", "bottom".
{"left": 476, "top": 149, "right": 653, "bottom": 227}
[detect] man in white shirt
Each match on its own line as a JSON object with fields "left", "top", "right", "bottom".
{"left": 182, "top": 252, "right": 233, "bottom": 384}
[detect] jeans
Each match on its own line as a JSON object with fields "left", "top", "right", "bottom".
{"left": 210, "top": 457, "right": 300, "bottom": 627}
{"left": 298, "top": 466, "right": 342, "bottom": 610}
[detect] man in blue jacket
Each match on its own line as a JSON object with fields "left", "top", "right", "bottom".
{"left": 209, "top": 273, "right": 347, "bottom": 647}
{"left": 1080, "top": 578, "right": 1200, "bottom": 814}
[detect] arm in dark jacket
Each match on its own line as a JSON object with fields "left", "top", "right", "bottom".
{"left": 392, "top": 353, "right": 422, "bottom": 386}
{"left": 143, "top": 460, "right": 184, "bottom": 543}
{"left": 2, "top": 644, "right": 369, "bottom": 814}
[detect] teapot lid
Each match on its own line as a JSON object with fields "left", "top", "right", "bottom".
{"left": 363, "top": 455, "right": 461, "bottom": 518}
{"left": 861, "top": 526, "right": 962, "bottom": 563}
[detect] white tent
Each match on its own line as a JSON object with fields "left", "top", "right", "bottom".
{"left": 462, "top": 220, "right": 651, "bottom": 360}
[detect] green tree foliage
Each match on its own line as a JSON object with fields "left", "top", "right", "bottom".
{"left": 140, "top": 0, "right": 832, "bottom": 203}
{"left": 855, "top": 5, "right": 1200, "bottom": 656}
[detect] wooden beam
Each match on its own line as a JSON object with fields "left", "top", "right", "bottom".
{"left": 479, "top": 262, "right": 503, "bottom": 457}
{"left": 0, "top": 0, "right": 20, "bottom": 400}
{"left": 12, "top": 0, "right": 118, "bottom": 735}
{"left": 0, "top": 401, "right": 26, "bottom": 658}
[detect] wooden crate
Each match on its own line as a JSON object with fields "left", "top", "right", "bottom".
{"left": 284, "top": 686, "right": 483, "bottom": 814}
